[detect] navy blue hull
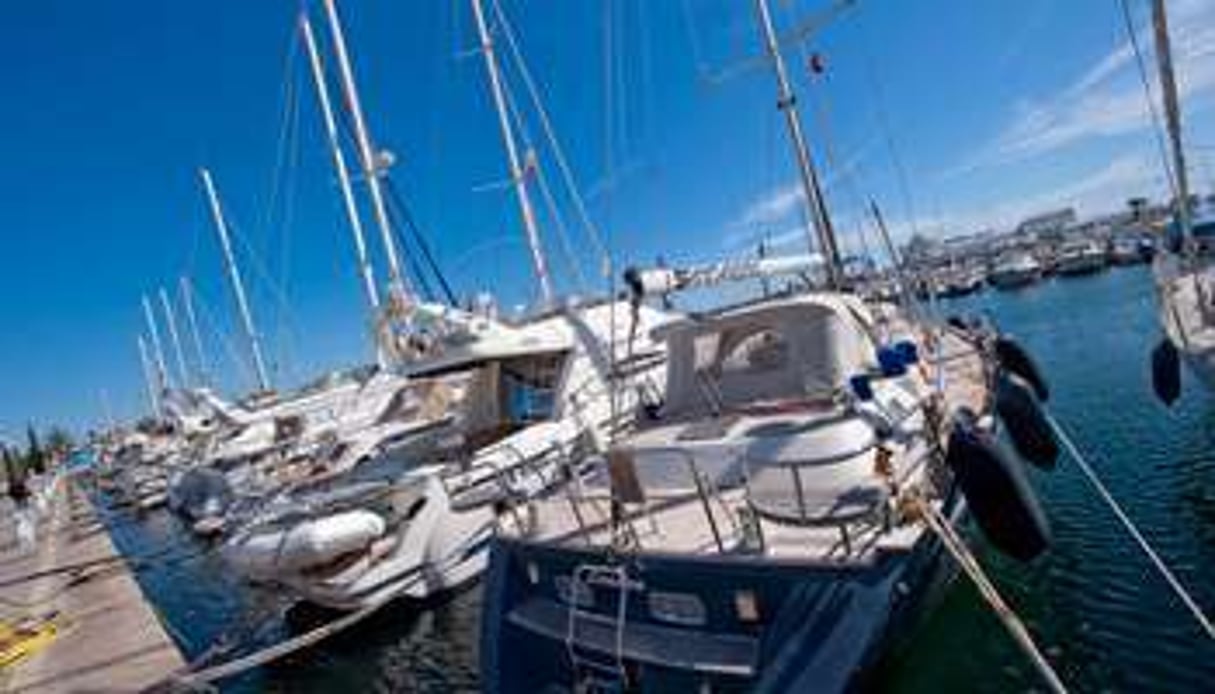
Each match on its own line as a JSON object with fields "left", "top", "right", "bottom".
{"left": 480, "top": 517, "right": 956, "bottom": 693}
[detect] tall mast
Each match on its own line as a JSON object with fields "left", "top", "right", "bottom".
{"left": 299, "top": 12, "right": 381, "bottom": 319}
{"left": 159, "top": 287, "right": 190, "bottom": 388}
{"left": 469, "top": 0, "right": 555, "bottom": 305}
{"left": 1151, "top": 0, "right": 1193, "bottom": 247}
{"left": 141, "top": 294, "right": 171, "bottom": 391}
{"left": 179, "top": 276, "right": 210, "bottom": 386}
{"left": 199, "top": 167, "right": 272, "bottom": 392}
{"left": 136, "top": 335, "right": 161, "bottom": 416}
{"left": 753, "top": 0, "right": 843, "bottom": 288}
{"left": 320, "top": 0, "right": 410, "bottom": 305}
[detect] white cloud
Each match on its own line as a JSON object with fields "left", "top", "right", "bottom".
{"left": 725, "top": 136, "right": 878, "bottom": 250}
{"left": 736, "top": 183, "right": 804, "bottom": 229}
{"left": 728, "top": 5, "right": 1212, "bottom": 253}
{"left": 926, "top": 152, "right": 1164, "bottom": 239}
{"left": 948, "top": 1, "right": 1215, "bottom": 175}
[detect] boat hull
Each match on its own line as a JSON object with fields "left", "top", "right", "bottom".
{"left": 479, "top": 506, "right": 961, "bottom": 693}
{"left": 988, "top": 268, "right": 1039, "bottom": 289}
{"left": 1055, "top": 254, "right": 1106, "bottom": 276}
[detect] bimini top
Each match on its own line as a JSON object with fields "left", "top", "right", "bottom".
{"left": 653, "top": 292, "right": 879, "bottom": 418}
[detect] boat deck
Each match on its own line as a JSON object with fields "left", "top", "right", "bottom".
{"left": 504, "top": 324, "right": 989, "bottom": 565}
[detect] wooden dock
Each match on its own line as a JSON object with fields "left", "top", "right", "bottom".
{"left": 0, "top": 476, "right": 185, "bottom": 693}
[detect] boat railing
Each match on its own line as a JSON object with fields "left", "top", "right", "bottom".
{"left": 593, "top": 447, "right": 738, "bottom": 553}
{"left": 439, "top": 438, "right": 565, "bottom": 518}
{"left": 741, "top": 445, "right": 894, "bottom": 556}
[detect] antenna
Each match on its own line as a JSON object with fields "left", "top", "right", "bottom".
{"left": 754, "top": 0, "right": 843, "bottom": 288}
{"left": 159, "top": 287, "right": 190, "bottom": 388}
{"left": 199, "top": 167, "right": 272, "bottom": 393}
{"left": 321, "top": 0, "right": 411, "bottom": 307}
{"left": 470, "top": 0, "right": 555, "bottom": 306}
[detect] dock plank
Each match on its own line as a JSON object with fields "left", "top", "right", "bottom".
{"left": 0, "top": 476, "right": 184, "bottom": 693}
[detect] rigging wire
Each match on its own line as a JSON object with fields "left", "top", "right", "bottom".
{"left": 855, "top": 7, "right": 922, "bottom": 251}
{"left": 381, "top": 177, "right": 449, "bottom": 305}
{"left": 494, "top": 46, "right": 590, "bottom": 293}
{"left": 489, "top": 0, "right": 612, "bottom": 277}
{"left": 1117, "top": 0, "right": 1179, "bottom": 202}
{"left": 225, "top": 218, "right": 304, "bottom": 370}
{"left": 273, "top": 52, "right": 305, "bottom": 385}
{"left": 324, "top": 62, "right": 453, "bottom": 305}
{"left": 382, "top": 177, "right": 457, "bottom": 305}
{"left": 782, "top": 5, "right": 876, "bottom": 270}
{"left": 188, "top": 282, "right": 258, "bottom": 392}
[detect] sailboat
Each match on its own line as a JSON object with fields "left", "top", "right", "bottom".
{"left": 1149, "top": 0, "right": 1215, "bottom": 401}
{"left": 1054, "top": 239, "right": 1107, "bottom": 277}
{"left": 478, "top": 2, "right": 1058, "bottom": 690}
{"left": 219, "top": 0, "right": 675, "bottom": 609}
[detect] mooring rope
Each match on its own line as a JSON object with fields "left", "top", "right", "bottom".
{"left": 1046, "top": 413, "right": 1215, "bottom": 641}
{"left": 915, "top": 498, "right": 1068, "bottom": 694}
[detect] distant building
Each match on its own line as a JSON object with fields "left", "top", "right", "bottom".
{"left": 1016, "top": 208, "right": 1076, "bottom": 236}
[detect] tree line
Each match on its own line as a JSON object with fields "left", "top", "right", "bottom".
{"left": 2, "top": 424, "right": 73, "bottom": 484}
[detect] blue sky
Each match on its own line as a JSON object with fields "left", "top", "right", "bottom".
{"left": 1, "top": 0, "right": 1212, "bottom": 434}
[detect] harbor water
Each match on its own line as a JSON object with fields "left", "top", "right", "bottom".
{"left": 100, "top": 264, "right": 1215, "bottom": 692}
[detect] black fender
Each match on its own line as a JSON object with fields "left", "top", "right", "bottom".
{"left": 1151, "top": 337, "right": 1181, "bottom": 406}
{"left": 995, "top": 336, "right": 1049, "bottom": 402}
{"left": 995, "top": 373, "right": 1059, "bottom": 469}
{"left": 945, "top": 409, "right": 1051, "bottom": 561}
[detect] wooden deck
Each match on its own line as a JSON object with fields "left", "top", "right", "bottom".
{"left": 0, "top": 476, "right": 184, "bottom": 693}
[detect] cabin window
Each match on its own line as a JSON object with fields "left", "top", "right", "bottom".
{"left": 720, "top": 328, "right": 789, "bottom": 375}
{"left": 647, "top": 591, "right": 708, "bottom": 626}
{"left": 501, "top": 353, "right": 564, "bottom": 424}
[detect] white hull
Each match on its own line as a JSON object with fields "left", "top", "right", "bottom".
{"left": 1157, "top": 259, "right": 1215, "bottom": 390}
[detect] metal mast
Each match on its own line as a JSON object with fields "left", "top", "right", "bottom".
{"left": 136, "top": 335, "right": 161, "bottom": 416}
{"left": 469, "top": 0, "right": 555, "bottom": 305}
{"left": 199, "top": 167, "right": 272, "bottom": 392}
{"left": 141, "top": 294, "right": 171, "bottom": 391}
{"left": 1151, "top": 0, "right": 1193, "bottom": 247}
{"left": 300, "top": 12, "right": 381, "bottom": 316}
{"left": 321, "top": 0, "right": 410, "bottom": 304}
{"left": 754, "top": 0, "right": 843, "bottom": 288}
{"left": 179, "top": 276, "right": 210, "bottom": 386}
{"left": 159, "top": 287, "right": 190, "bottom": 388}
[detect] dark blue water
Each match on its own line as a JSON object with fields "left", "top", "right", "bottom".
{"left": 884, "top": 265, "right": 1215, "bottom": 692}
{"left": 102, "top": 264, "right": 1215, "bottom": 692}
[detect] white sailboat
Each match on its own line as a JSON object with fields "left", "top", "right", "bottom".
{"left": 219, "top": 0, "right": 674, "bottom": 608}
{"left": 225, "top": 300, "right": 669, "bottom": 606}
{"left": 1149, "top": 0, "right": 1215, "bottom": 399}
{"left": 1055, "top": 239, "right": 1106, "bottom": 276}
{"left": 988, "top": 251, "right": 1042, "bottom": 289}
{"left": 478, "top": 2, "right": 1058, "bottom": 690}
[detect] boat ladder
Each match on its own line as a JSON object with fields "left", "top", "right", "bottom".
{"left": 564, "top": 563, "right": 643, "bottom": 692}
